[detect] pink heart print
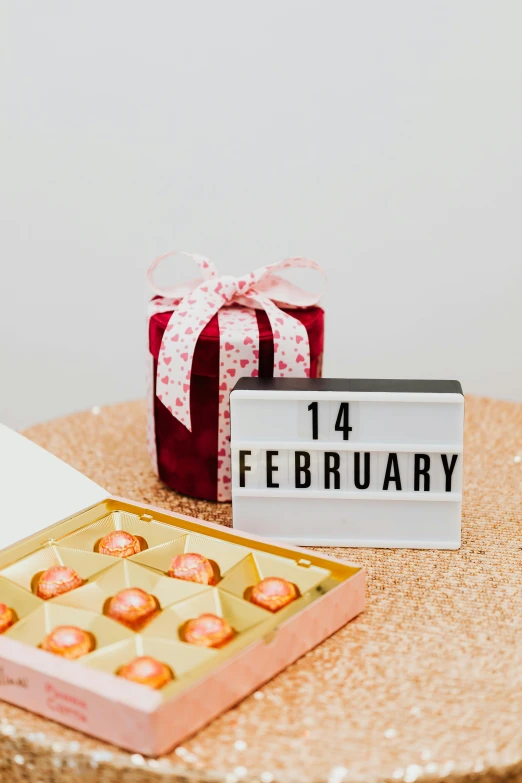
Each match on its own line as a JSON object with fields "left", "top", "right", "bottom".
{"left": 216, "top": 307, "right": 260, "bottom": 500}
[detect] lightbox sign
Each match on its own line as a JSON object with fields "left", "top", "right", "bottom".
{"left": 230, "top": 378, "right": 464, "bottom": 549}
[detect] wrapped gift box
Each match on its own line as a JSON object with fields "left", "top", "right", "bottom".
{"left": 149, "top": 305, "right": 324, "bottom": 501}
{"left": 0, "top": 423, "right": 364, "bottom": 755}
{"left": 147, "top": 252, "right": 325, "bottom": 501}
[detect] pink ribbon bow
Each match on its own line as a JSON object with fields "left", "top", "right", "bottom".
{"left": 147, "top": 251, "right": 325, "bottom": 500}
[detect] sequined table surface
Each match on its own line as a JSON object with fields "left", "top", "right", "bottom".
{"left": 1, "top": 396, "right": 521, "bottom": 783}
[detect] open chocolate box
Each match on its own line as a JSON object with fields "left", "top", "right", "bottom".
{"left": 0, "top": 424, "right": 365, "bottom": 755}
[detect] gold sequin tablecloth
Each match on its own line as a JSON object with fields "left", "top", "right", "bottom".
{"left": 1, "top": 396, "right": 522, "bottom": 783}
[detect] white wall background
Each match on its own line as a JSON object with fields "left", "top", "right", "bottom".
{"left": 1, "top": 0, "right": 521, "bottom": 431}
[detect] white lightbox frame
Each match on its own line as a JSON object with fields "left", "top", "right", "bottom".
{"left": 230, "top": 378, "right": 464, "bottom": 549}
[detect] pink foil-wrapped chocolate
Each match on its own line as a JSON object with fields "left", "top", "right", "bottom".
{"left": 0, "top": 603, "right": 15, "bottom": 634}
{"left": 98, "top": 530, "right": 142, "bottom": 558}
{"left": 250, "top": 577, "right": 298, "bottom": 613}
{"left": 41, "top": 625, "right": 94, "bottom": 660}
{"left": 106, "top": 587, "right": 158, "bottom": 630}
{"left": 117, "top": 656, "right": 173, "bottom": 689}
{"left": 36, "top": 566, "right": 84, "bottom": 600}
{"left": 183, "top": 612, "right": 235, "bottom": 648}
{"left": 168, "top": 553, "right": 217, "bottom": 585}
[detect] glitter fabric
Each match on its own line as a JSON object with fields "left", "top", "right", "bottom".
{"left": 1, "top": 395, "right": 520, "bottom": 783}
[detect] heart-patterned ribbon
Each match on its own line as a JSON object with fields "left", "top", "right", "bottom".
{"left": 147, "top": 251, "right": 326, "bottom": 500}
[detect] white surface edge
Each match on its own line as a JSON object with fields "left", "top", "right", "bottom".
{"left": 241, "top": 536, "right": 461, "bottom": 549}
{"left": 232, "top": 489, "right": 462, "bottom": 502}
{"left": 232, "top": 441, "right": 463, "bottom": 453}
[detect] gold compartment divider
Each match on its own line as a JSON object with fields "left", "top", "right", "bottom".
{"left": 218, "top": 550, "right": 331, "bottom": 602}
{"left": 5, "top": 603, "right": 133, "bottom": 653}
{"left": 58, "top": 510, "right": 186, "bottom": 556}
{"left": 51, "top": 559, "right": 209, "bottom": 622}
{"left": 132, "top": 532, "right": 252, "bottom": 583}
{"left": 0, "top": 545, "right": 116, "bottom": 596}
{"left": 0, "top": 575, "right": 42, "bottom": 629}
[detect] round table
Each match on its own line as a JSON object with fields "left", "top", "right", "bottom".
{"left": 2, "top": 396, "right": 522, "bottom": 783}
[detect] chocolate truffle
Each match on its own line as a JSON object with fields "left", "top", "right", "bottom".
{"left": 183, "top": 612, "right": 235, "bottom": 648}
{"left": 168, "top": 552, "right": 216, "bottom": 585}
{"left": 250, "top": 577, "right": 298, "bottom": 612}
{"left": 0, "top": 603, "right": 15, "bottom": 634}
{"left": 98, "top": 530, "right": 141, "bottom": 558}
{"left": 117, "top": 656, "right": 173, "bottom": 689}
{"left": 36, "top": 566, "right": 84, "bottom": 600}
{"left": 106, "top": 587, "right": 158, "bottom": 630}
{"left": 41, "top": 625, "right": 94, "bottom": 660}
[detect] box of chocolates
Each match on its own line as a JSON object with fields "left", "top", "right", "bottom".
{"left": 0, "top": 423, "right": 365, "bottom": 755}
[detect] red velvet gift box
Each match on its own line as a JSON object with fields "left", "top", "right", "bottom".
{"left": 146, "top": 252, "right": 325, "bottom": 502}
